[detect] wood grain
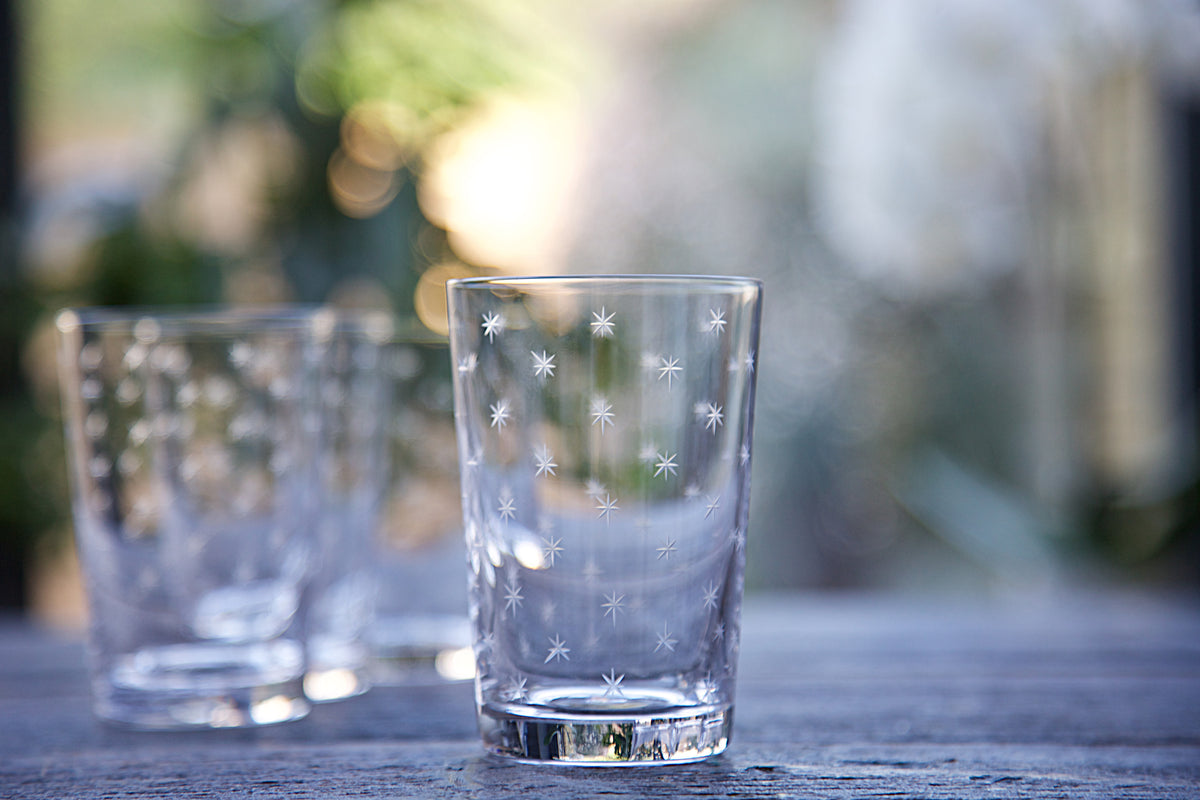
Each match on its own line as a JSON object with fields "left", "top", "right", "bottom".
{"left": 3, "top": 592, "right": 1198, "bottom": 799}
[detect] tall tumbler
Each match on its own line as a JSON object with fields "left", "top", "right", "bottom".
{"left": 447, "top": 275, "right": 762, "bottom": 764}
{"left": 56, "top": 308, "right": 321, "bottom": 728}
{"left": 369, "top": 326, "right": 473, "bottom": 684}
{"left": 303, "top": 310, "right": 393, "bottom": 701}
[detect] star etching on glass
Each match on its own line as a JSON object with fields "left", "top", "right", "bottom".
{"left": 739, "top": 443, "right": 751, "bottom": 466}
{"left": 481, "top": 311, "right": 505, "bottom": 342}
{"left": 702, "top": 582, "right": 720, "bottom": 610}
{"left": 489, "top": 399, "right": 511, "bottom": 430}
{"left": 601, "top": 590, "right": 625, "bottom": 625}
{"left": 695, "top": 675, "right": 718, "bottom": 704}
{"left": 703, "top": 402, "right": 724, "bottom": 433}
{"left": 707, "top": 308, "right": 727, "bottom": 334}
{"left": 503, "top": 577, "right": 523, "bottom": 616}
{"left": 684, "top": 483, "right": 701, "bottom": 500}
{"left": 653, "top": 451, "right": 678, "bottom": 479}
{"left": 466, "top": 446, "right": 484, "bottom": 470}
{"left": 638, "top": 440, "right": 659, "bottom": 463}
{"left": 657, "top": 355, "right": 682, "bottom": 390}
{"left": 712, "top": 621, "right": 726, "bottom": 641}
{"left": 704, "top": 495, "right": 721, "bottom": 519}
{"left": 584, "top": 478, "right": 607, "bottom": 499}
{"left": 745, "top": 349, "right": 756, "bottom": 374}
{"left": 505, "top": 676, "right": 528, "bottom": 702}
{"left": 589, "top": 396, "right": 614, "bottom": 433}
{"left": 602, "top": 668, "right": 626, "bottom": 698}
{"left": 655, "top": 536, "right": 677, "bottom": 561}
{"left": 590, "top": 307, "right": 615, "bottom": 338}
{"left": 545, "top": 634, "right": 570, "bottom": 663}
{"left": 541, "top": 534, "right": 563, "bottom": 567}
{"left": 457, "top": 352, "right": 478, "bottom": 375}
{"left": 498, "top": 492, "right": 517, "bottom": 524}
{"left": 654, "top": 624, "right": 678, "bottom": 653}
{"left": 531, "top": 350, "right": 556, "bottom": 379}
{"left": 595, "top": 493, "right": 619, "bottom": 524}
{"left": 533, "top": 444, "right": 557, "bottom": 477}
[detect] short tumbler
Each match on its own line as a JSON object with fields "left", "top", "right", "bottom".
{"left": 447, "top": 275, "right": 762, "bottom": 764}
{"left": 56, "top": 308, "right": 320, "bottom": 728}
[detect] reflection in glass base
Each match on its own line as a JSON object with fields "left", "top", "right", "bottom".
{"left": 303, "top": 666, "right": 370, "bottom": 702}
{"left": 369, "top": 614, "right": 475, "bottom": 684}
{"left": 95, "top": 641, "right": 309, "bottom": 729}
{"left": 479, "top": 697, "right": 732, "bottom": 765}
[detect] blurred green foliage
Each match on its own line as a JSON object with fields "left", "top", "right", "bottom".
{"left": 4, "top": 0, "right": 561, "bottom": 607}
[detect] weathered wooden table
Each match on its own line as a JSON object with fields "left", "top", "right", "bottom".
{"left": 2, "top": 592, "right": 1198, "bottom": 798}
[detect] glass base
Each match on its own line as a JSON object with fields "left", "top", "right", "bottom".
{"left": 369, "top": 614, "right": 474, "bottom": 684}
{"left": 303, "top": 665, "right": 371, "bottom": 703}
{"left": 93, "top": 641, "right": 310, "bottom": 729}
{"left": 478, "top": 700, "right": 732, "bottom": 765}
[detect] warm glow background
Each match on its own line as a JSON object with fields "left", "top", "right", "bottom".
{"left": 7, "top": 0, "right": 1200, "bottom": 625}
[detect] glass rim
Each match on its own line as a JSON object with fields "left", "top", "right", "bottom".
{"left": 446, "top": 274, "right": 762, "bottom": 294}
{"left": 54, "top": 305, "right": 447, "bottom": 344}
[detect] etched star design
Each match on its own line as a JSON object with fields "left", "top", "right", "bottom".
{"left": 739, "top": 444, "right": 751, "bottom": 466}
{"left": 601, "top": 591, "right": 625, "bottom": 625}
{"left": 584, "top": 478, "right": 606, "bottom": 499}
{"left": 589, "top": 396, "right": 614, "bottom": 433}
{"left": 654, "top": 624, "right": 678, "bottom": 653}
{"left": 602, "top": 669, "right": 626, "bottom": 698}
{"left": 590, "top": 307, "right": 615, "bottom": 338}
{"left": 696, "top": 676, "right": 718, "bottom": 703}
{"left": 684, "top": 483, "right": 701, "bottom": 500}
{"left": 582, "top": 560, "right": 602, "bottom": 582}
{"left": 466, "top": 446, "right": 484, "bottom": 470}
{"left": 505, "top": 676, "right": 528, "bottom": 702}
{"left": 498, "top": 493, "right": 517, "bottom": 523}
{"left": 657, "top": 356, "right": 682, "bottom": 390}
{"left": 703, "top": 402, "right": 724, "bottom": 433}
{"left": 702, "top": 582, "right": 720, "bottom": 610}
{"left": 545, "top": 634, "right": 570, "bottom": 663}
{"left": 745, "top": 350, "right": 756, "bottom": 374}
{"left": 533, "top": 444, "right": 557, "bottom": 477}
{"left": 712, "top": 622, "right": 726, "bottom": 641}
{"left": 489, "top": 399, "right": 511, "bottom": 429}
{"left": 653, "top": 451, "right": 678, "bottom": 479}
{"left": 531, "top": 350, "right": 556, "bottom": 379}
{"left": 503, "top": 577, "right": 523, "bottom": 615}
{"left": 705, "top": 495, "right": 721, "bottom": 519}
{"left": 656, "top": 537, "right": 677, "bottom": 561}
{"left": 457, "top": 352, "right": 478, "bottom": 375}
{"left": 733, "top": 526, "right": 746, "bottom": 551}
{"left": 541, "top": 535, "right": 563, "bottom": 567}
{"left": 481, "top": 311, "right": 505, "bottom": 342}
{"left": 595, "top": 493, "right": 619, "bottom": 524}
{"left": 707, "top": 308, "right": 727, "bottom": 334}
{"left": 638, "top": 440, "right": 659, "bottom": 463}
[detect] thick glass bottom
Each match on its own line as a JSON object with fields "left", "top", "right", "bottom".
{"left": 93, "top": 641, "right": 310, "bottom": 729}
{"left": 478, "top": 699, "right": 732, "bottom": 765}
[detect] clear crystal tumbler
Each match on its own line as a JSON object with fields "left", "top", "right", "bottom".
{"left": 56, "top": 308, "right": 321, "bottom": 728}
{"left": 446, "top": 275, "right": 762, "bottom": 764}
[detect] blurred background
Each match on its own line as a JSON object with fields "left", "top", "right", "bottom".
{"left": 3, "top": 0, "right": 1199, "bottom": 627}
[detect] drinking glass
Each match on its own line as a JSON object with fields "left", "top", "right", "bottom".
{"left": 56, "top": 308, "right": 321, "bottom": 728}
{"left": 447, "top": 275, "right": 762, "bottom": 764}
{"left": 303, "top": 310, "right": 392, "bottom": 701}
{"left": 368, "top": 328, "right": 473, "bottom": 684}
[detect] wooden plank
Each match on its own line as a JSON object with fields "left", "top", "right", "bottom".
{"left": 1, "top": 593, "right": 1198, "bottom": 798}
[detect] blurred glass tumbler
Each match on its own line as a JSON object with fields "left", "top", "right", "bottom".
{"left": 368, "top": 329, "right": 473, "bottom": 683}
{"left": 447, "top": 275, "right": 762, "bottom": 764}
{"left": 303, "top": 312, "right": 392, "bottom": 702}
{"left": 56, "top": 309, "right": 320, "bottom": 728}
